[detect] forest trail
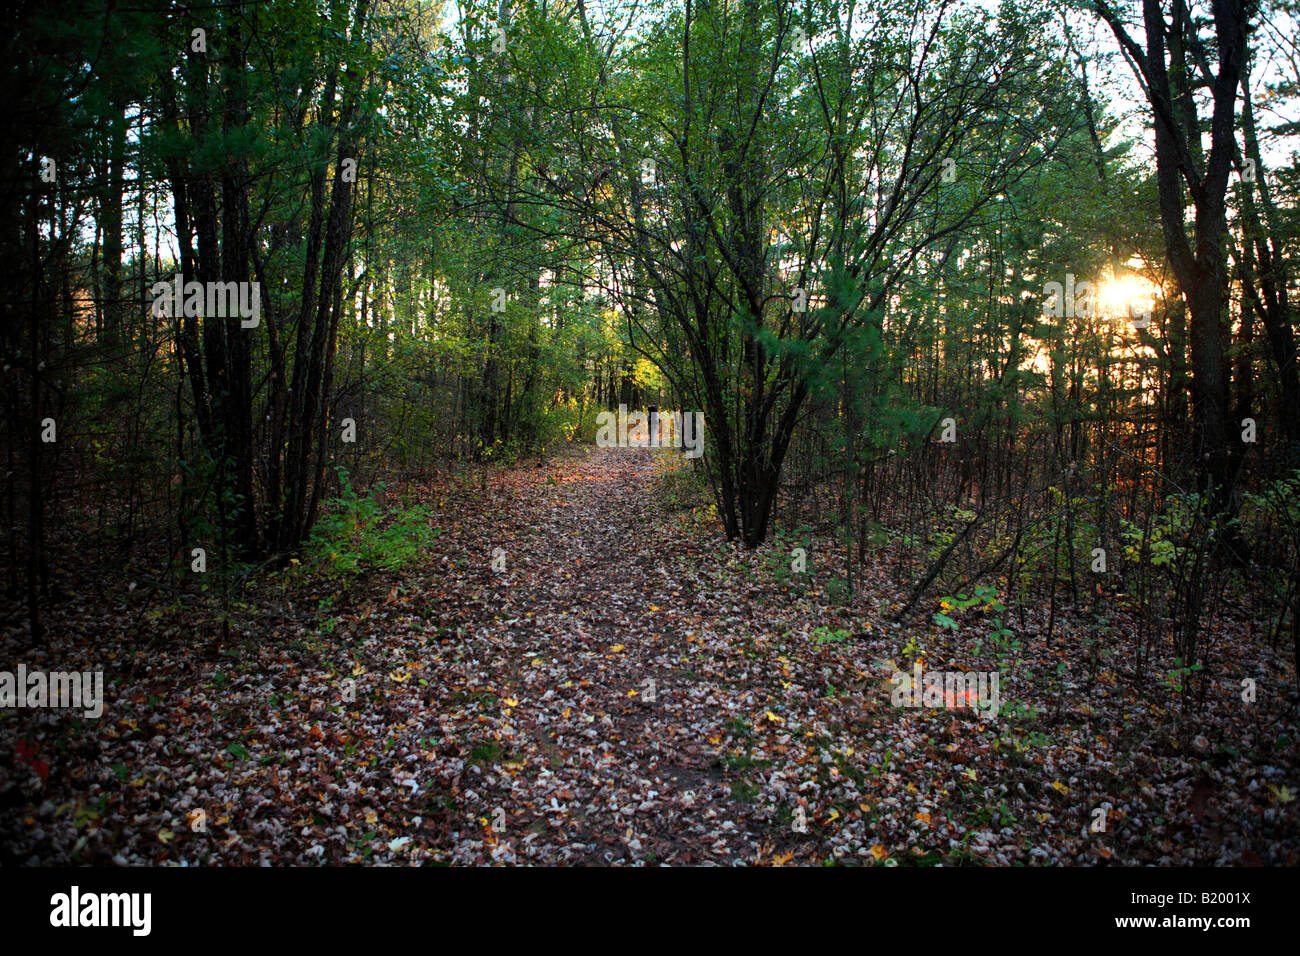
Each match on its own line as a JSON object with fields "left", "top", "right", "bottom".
{"left": 3, "top": 445, "right": 1294, "bottom": 866}
{"left": 11, "top": 0, "right": 1300, "bottom": 879}
{"left": 413, "top": 445, "right": 805, "bottom": 863}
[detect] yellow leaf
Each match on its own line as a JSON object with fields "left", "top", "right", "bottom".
{"left": 915, "top": 811, "right": 931, "bottom": 825}
{"left": 962, "top": 768, "right": 977, "bottom": 780}
{"left": 389, "top": 670, "right": 409, "bottom": 683}
{"left": 827, "top": 809, "right": 840, "bottom": 822}
{"left": 503, "top": 697, "right": 519, "bottom": 707}
{"left": 627, "top": 689, "right": 638, "bottom": 697}
{"left": 158, "top": 828, "right": 174, "bottom": 843}
{"left": 351, "top": 662, "right": 366, "bottom": 677}
{"left": 765, "top": 711, "right": 785, "bottom": 724}
{"left": 1051, "top": 781, "right": 1070, "bottom": 795}
{"left": 870, "top": 845, "right": 888, "bottom": 860}
{"left": 609, "top": 644, "right": 625, "bottom": 653}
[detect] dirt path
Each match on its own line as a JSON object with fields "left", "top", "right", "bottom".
{"left": 421, "top": 446, "right": 780, "bottom": 864}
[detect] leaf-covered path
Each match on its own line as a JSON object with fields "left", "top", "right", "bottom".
{"left": 2, "top": 446, "right": 1297, "bottom": 865}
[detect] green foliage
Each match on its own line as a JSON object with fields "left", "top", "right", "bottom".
{"left": 935, "top": 586, "right": 1019, "bottom": 663}
{"left": 1120, "top": 493, "right": 1205, "bottom": 567}
{"left": 1165, "top": 657, "right": 1204, "bottom": 693}
{"left": 932, "top": 611, "right": 959, "bottom": 631}
{"left": 934, "top": 585, "right": 1005, "bottom": 629}
{"left": 302, "top": 468, "right": 441, "bottom": 579}
{"left": 810, "top": 626, "right": 851, "bottom": 644}
{"left": 1242, "top": 469, "right": 1300, "bottom": 532}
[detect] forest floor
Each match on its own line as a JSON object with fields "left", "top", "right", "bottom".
{"left": 2, "top": 445, "right": 1298, "bottom": 865}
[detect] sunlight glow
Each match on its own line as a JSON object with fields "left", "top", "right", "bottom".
{"left": 1096, "top": 275, "right": 1158, "bottom": 317}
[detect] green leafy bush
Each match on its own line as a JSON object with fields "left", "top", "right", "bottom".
{"left": 1120, "top": 492, "right": 1204, "bottom": 567}
{"left": 303, "top": 468, "right": 442, "bottom": 578}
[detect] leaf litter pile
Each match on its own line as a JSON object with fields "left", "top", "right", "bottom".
{"left": 1, "top": 447, "right": 1297, "bottom": 865}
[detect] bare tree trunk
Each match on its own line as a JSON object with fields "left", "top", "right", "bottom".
{"left": 1099, "top": 0, "right": 1247, "bottom": 529}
